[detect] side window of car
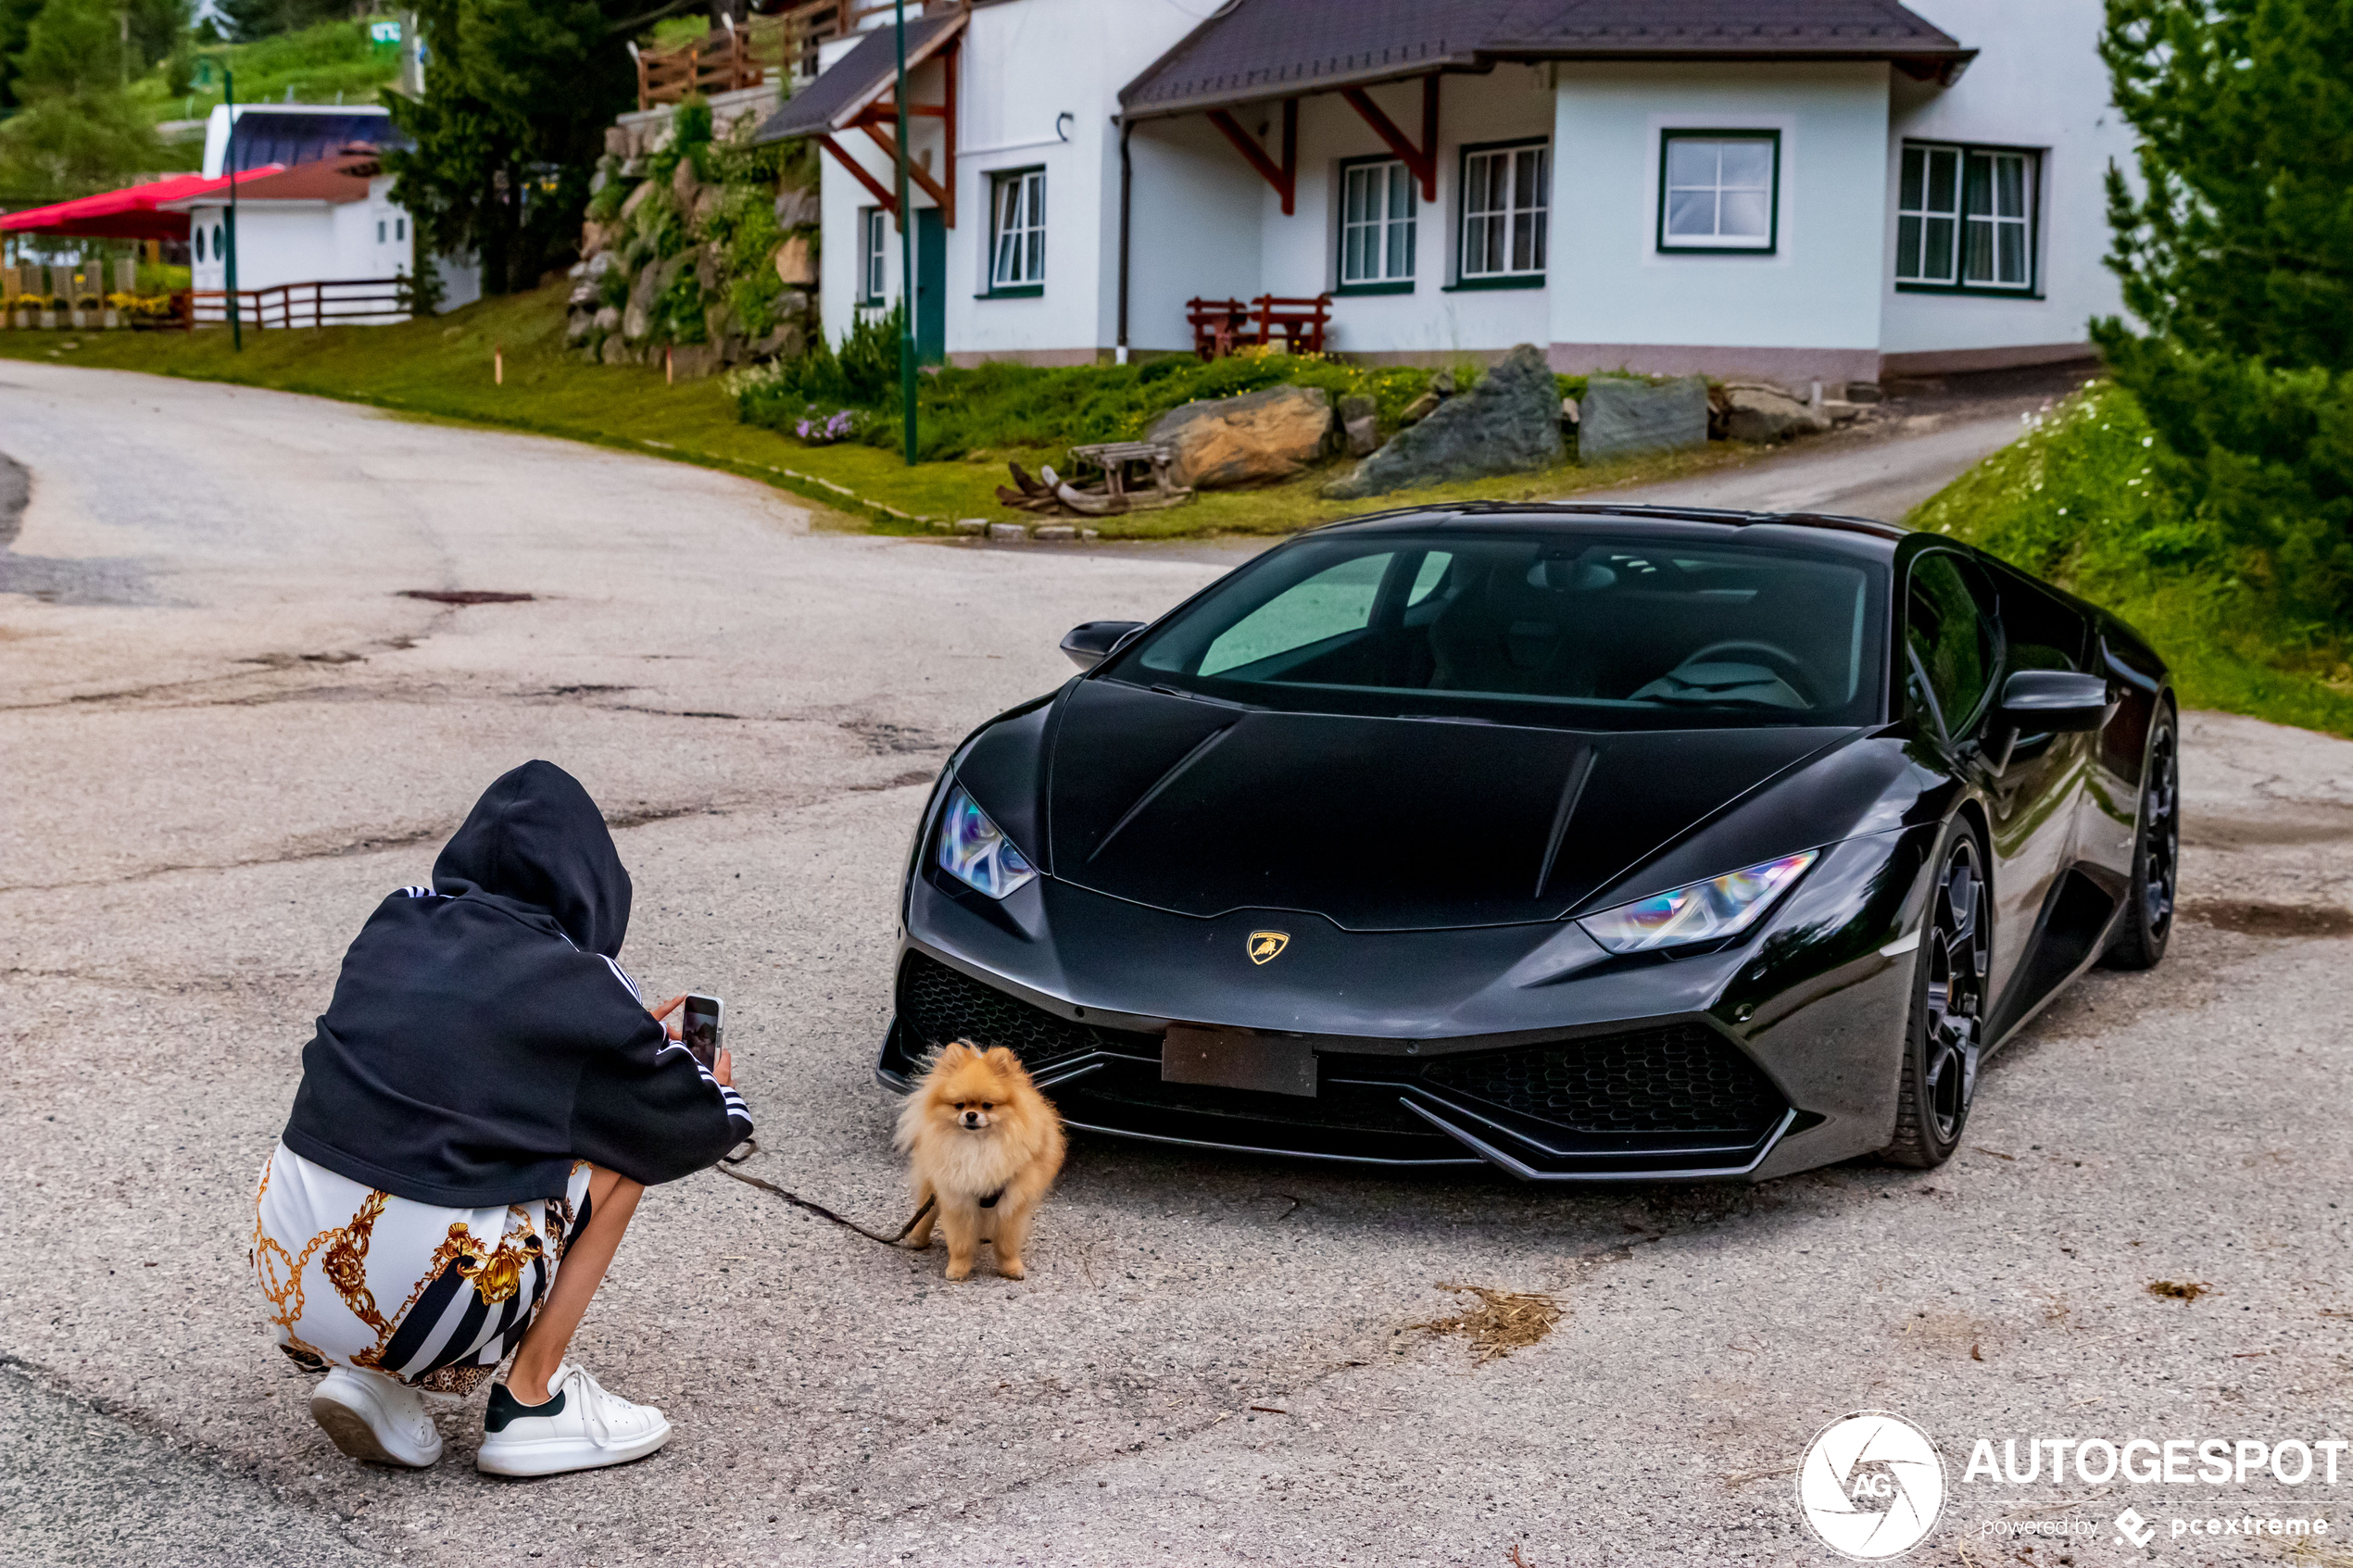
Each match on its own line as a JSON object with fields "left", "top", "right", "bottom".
{"left": 1197, "top": 552, "right": 1394, "bottom": 676}
{"left": 1905, "top": 553, "right": 2000, "bottom": 737}
{"left": 1994, "top": 569, "right": 2086, "bottom": 674}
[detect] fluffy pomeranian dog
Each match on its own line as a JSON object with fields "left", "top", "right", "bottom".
{"left": 895, "top": 1041, "right": 1065, "bottom": 1280}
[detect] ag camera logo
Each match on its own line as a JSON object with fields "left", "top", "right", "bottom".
{"left": 1798, "top": 1411, "right": 1947, "bottom": 1560}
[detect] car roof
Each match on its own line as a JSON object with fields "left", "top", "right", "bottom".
{"left": 1307, "top": 502, "right": 1910, "bottom": 549}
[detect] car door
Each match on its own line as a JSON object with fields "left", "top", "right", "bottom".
{"left": 1904, "top": 548, "right": 2066, "bottom": 1011}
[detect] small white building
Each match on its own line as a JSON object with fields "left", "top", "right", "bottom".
{"left": 166, "top": 151, "right": 480, "bottom": 318}
{"left": 763, "top": 0, "right": 2131, "bottom": 385}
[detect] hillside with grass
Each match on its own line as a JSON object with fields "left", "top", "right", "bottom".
{"left": 1910, "top": 383, "right": 2353, "bottom": 737}
{"left": 133, "top": 17, "right": 402, "bottom": 150}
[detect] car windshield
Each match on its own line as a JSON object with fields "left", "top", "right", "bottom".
{"left": 1109, "top": 526, "right": 1886, "bottom": 730}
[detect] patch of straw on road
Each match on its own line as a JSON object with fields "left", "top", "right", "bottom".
{"left": 1413, "top": 1283, "right": 1563, "bottom": 1363}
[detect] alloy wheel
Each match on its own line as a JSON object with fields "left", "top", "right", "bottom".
{"left": 1921, "top": 837, "right": 1988, "bottom": 1142}
{"left": 2140, "top": 726, "right": 2179, "bottom": 937}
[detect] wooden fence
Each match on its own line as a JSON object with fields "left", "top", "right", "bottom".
{"left": 184, "top": 277, "right": 412, "bottom": 330}
{"left": 633, "top": 0, "right": 909, "bottom": 110}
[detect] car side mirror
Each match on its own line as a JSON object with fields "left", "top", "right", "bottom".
{"left": 1060, "top": 620, "right": 1147, "bottom": 671}
{"left": 1997, "top": 670, "right": 2111, "bottom": 733}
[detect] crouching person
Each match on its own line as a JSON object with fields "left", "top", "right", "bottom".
{"left": 251, "top": 760, "right": 750, "bottom": 1477}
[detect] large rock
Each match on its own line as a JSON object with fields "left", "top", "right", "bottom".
{"left": 619, "top": 179, "right": 657, "bottom": 223}
{"left": 623, "top": 252, "right": 685, "bottom": 342}
{"left": 749, "top": 320, "right": 806, "bottom": 360}
{"left": 772, "top": 234, "right": 816, "bottom": 285}
{"left": 670, "top": 343, "right": 724, "bottom": 381}
{"left": 774, "top": 186, "right": 818, "bottom": 229}
{"left": 1339, "top": 394, "right": 1378, "bottom": 456}
{"left": 1146, "top": 384, "right": 1335, "bottom": 490}
{"left": 1718, "top": 382, "right": 1831, "bottom": 444}
{"left": 1578, "top": 375, "right": 1709, "bottom": 463}
{"left": 1324, "top": 345, "right": 1561, "bottom": 498}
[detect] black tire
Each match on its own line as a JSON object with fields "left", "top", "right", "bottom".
{"left": 2101, "top": 707, "right": 2179, "bottom": 972}
{"left": 1882, "top": 823, "right": 1991, "bottom": 1169}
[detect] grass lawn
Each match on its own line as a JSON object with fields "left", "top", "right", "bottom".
{"left": 0, "top": 284, "right": 1762, "bottom": 540}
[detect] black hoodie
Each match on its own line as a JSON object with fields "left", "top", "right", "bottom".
{"left": 282, "top": 761, "right": 752, "bottom": 1207}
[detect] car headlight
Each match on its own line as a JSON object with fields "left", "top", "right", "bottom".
{"left": 937, "top": 784, "right": 1038, "bottom": 898}
{"left": 1577, "top": 851, "right": 1818, "bottom": 955}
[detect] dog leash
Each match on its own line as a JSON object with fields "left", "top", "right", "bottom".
{"left": 714, "top": 1140, "right": 934, "bottom": 1248}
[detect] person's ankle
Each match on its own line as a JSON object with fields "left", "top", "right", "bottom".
{"left": 505, "top": 1368, "right": 554, "bottom": 1407}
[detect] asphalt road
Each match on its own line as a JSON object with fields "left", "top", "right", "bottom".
{"left": 2, "top": 365, "right": 2347, "bottom": 1568}
{"left": 1592, "top": 412, "right": 2031, "bottom": 522}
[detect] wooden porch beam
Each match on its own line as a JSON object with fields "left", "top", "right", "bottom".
{"left": 942, "top": 32, "right": 958, "bottom": 231}
{"left": 1207, "top": 99, "right": 1297, "bottom": 216}
{"left": 819, "top": 133, "right": 896, "bottom": 217}
{"left": 1340, "top": 76, "right": 1439, "bottom": 202}
{"left": 859, "top": 121, "right": 954, "bottom": 228}
{"left": 849, "top": 100, "right": 950, "bottom": 122}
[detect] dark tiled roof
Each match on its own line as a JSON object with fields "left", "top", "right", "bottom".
{"left": 750, "top": 10, "right": 964, "bottom": 143}
{"left": 226, "top": 110, "right": 405, "bottom": 174}
{"left": 1121, "top": 0, "right": 1969, "bottom": 117}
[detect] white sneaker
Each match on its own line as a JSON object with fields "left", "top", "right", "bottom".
{"left": 309, "top": 1365, "right": 444, "bottom": 1468}
{"left": 474, "top": 1362, "right": 672, "bottom": 1477}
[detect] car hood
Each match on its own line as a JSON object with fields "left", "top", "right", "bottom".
{"left": 1022, "top": 679, "right": 1856, "bottom": 931}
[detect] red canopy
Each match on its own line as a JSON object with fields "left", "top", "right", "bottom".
{"left": 0, "top": 167, "right": 286, "bottom": 240}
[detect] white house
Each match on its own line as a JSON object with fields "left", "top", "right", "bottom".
{"left": 167, "top": 150, "right": 481, "bottom": 318}
{"left": 761, "top": 0, "right": 2131, "bottom": 386}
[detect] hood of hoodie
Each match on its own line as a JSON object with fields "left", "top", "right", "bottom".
{"left": 431, "top": 760, "right": 632, "bottom": 958}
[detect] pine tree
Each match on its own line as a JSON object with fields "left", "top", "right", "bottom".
{"left": 0, "top": 0, "right": 158, "bottom": 201}
{"left": 2095, "top": 0, "right": 2353, "bottom": 617}
{"left": 0, "top": 0, "right": 48, "bottom": 109}
{"left": 384, "top": 0, "right": 635, "bottom": 295}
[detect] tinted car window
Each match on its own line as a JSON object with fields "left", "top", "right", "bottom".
{"left": 1906, "top": 553, "right": 1999, "bottom": 734}
{"left": 1202, "top": 552, "right": 1391, "bottom": 675}
{"left": 1118, "top": 530, "right": 1883, "bottom": 731}
{"left": 1994, "top": 567, "right": 2085, "bottom": 674}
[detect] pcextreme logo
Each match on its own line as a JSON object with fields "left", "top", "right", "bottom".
{"left": 1797, "top": 1411, "right": 1947, "bottom": 1561}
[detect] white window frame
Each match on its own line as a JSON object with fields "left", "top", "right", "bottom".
{"left": 1896, "top": 142, "right": 2038, "bottom": 293}
{"left": 988, "top": 168, "right": 1045, "bottom": 292}
{"left": 1657, "top": 131, "right": 1780, "bottom": 253}
{"left": 857, "top": 206, "right": 887, "bottom": 305}
{"left": 1457, "top": 140, "right": 1549, "bottom": 281}
{"left": 1339, "top": 156, "right": 1416, "bottom": 287}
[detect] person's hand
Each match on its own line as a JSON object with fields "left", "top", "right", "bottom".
{"left": 648, "top": 994, "right": 686, "bottom": 1042}
{"left": 713, "top": 1048, "right": 733, "bottom": 1087}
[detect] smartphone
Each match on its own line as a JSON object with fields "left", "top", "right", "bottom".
{"left": 682, "top": 994, "right": 724, "bottom": 1071}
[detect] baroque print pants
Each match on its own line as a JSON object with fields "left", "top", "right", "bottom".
{"left": 251, "top": 1143, "right": 591, "bottom": 1395}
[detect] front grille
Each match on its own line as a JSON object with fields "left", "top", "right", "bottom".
{"left": 1419, "top": 1024, "right": 1781, "bottom": 1135}
{"left": 1069, "top": 1068, "right": 1430, "bottom": 1137}
{"left": 896, "top": 951, "right": 1141, "bottom": 1071}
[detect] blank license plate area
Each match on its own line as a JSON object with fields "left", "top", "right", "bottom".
{"left": 1161, "top": 1025, "right": 1317, "bottom": 1098}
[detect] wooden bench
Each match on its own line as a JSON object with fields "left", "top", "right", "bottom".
{"left": 1184, "top": 293, "right": 1333, "bottom": 359}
